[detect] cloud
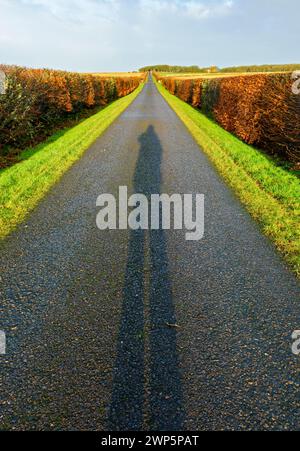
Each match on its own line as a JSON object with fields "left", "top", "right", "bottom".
{"left": 15, "top": 0, "right": 121, "bottom": 24}
{"left": 140, "top": 0, "right": 234, "bottom": 20}
{"left": 185, "top": 0, "right": 234, "bottom": 19}
{"left": 0, "top": 0, "right": 298, "bottom": 72}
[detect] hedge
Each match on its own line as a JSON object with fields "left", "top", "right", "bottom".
{"left": 156, "top": 73, "right": 300, "bottom": 163}
{"left": 0, "top": 65, "right": 145, "bottom": 154}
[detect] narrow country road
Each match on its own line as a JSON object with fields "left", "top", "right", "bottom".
{"left": 0, "top": 77, "right": 299, "bottom": 431}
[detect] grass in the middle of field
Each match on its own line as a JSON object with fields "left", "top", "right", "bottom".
{"left": 156, "top": 79, "right": 300, "bottom": 276}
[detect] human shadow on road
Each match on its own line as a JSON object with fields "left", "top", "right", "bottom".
{"left": 108, "top": 125, "right": 184, "bottom": 431}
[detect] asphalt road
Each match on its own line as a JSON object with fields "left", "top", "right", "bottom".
{"left": 0, "top": 77, "right": 299, "bottom": 431}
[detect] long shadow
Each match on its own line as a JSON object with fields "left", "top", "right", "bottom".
{"left": 108, "top": 125, "right": 184, "bottom": 431}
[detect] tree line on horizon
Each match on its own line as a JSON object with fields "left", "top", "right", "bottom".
{"left": 139, "top": 65, "right": 218, "bottom": 73}
{"left": 139, "top": 64, "right": 300, "bottom": 73}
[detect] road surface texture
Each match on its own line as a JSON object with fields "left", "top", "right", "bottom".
{"left": 0, "top": 77, "right": 299, "bottom": 431}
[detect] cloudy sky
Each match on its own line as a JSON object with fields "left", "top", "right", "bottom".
{"left": 0, "top": 0, "right": 298, "bottom": 72}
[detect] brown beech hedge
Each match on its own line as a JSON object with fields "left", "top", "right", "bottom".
{"left": 157, "top": 73, "right": 300, "bottom": 163}
{"left": 0, "top": 65, "right": 145, "bottom": 153}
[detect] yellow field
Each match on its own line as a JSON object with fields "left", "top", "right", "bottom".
{"left": 90, "top": 72, "right": 143, "bottom": 77}
{"left": 158, "top": 71, "right": 285, "bottom": 79}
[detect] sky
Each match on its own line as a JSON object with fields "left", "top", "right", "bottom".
{"left": 0, "top": 0, "right": 299, "bottom": 72}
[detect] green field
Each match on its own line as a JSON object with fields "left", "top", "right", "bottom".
{"left": 156, "top": 79, "right": 300, "bottom": 276}
{"left": 0, "top": 84, "right": 144, "bottom": 239}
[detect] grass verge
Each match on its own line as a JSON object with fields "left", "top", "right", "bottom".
{"left": 156, "top": 80, "right": 300, "bottom": 277}
{"left": 0, "top": 84, "right": 144, "bottom": 239}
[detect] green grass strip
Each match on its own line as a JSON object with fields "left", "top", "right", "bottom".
{"left": 156, "top": 80, "right": 300, "bottom": 277}
{"left": 0, "top": 84, "right": 144, "bottom": 239}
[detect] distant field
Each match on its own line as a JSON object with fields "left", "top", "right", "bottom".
{"left": 91, "top": 72, "right": 143, "bottom": 77}
{"left": 158, "top": 71, "right": 285, "bottom": 79}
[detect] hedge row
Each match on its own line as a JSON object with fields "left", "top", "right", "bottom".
{"left": 0, "top": 65, "right": 145, "bottom": 153}
{"left": 156, "top": 73, "right": 300, "bottom": 163}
